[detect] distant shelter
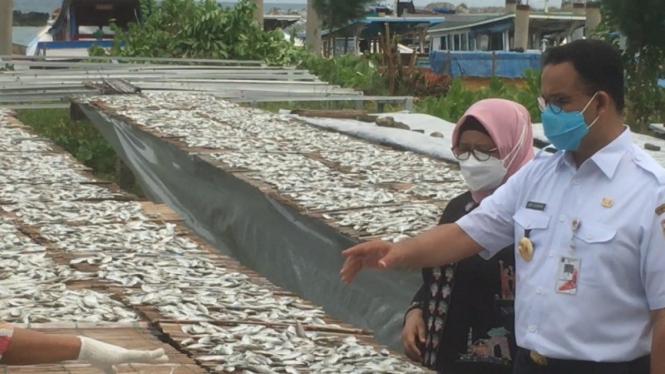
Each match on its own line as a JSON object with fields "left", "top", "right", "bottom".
{"left": 427, "top": 0, "right": 601, "bottom": 52}
{"left": 297, "top": 16, "right": 445, "bottom": 58}
{"left": 49, "top": 0, "right": 142, "bottom": 41}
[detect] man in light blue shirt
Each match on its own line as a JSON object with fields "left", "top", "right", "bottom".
{"left": 341, "top": 39, "right": 665, "bottom": 374}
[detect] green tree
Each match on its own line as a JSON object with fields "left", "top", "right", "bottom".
{"left": 95, "top": 0, "right": 304, "bottom": 65}
{"left": 598, "top": 0, "right": 665, "bottom": 131}
{"left": 312, "top": 0, "right": 374, "bottom": 36}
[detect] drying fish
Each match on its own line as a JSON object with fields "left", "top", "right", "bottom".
{"left": 0, "top": 183, "right": 124, "bottom": 203}
{"left": 2, "top": 201, "right": 147, "bottom": 225}
{"left": 2, "top": 98, "right": 432, "bottom": 373}
{"left": 176, "top": 322, "right": 425, "bottom": 373}
{"left": 75, "top": 92, "right": 467, "bottom": 241}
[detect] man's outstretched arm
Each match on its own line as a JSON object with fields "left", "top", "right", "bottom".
{"left": 390, "top": 223, "right": 484, "bottom": 268}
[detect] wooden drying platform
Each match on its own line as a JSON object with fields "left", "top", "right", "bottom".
{"left": 2, "top": 323, "right": 204, "bottom": 374}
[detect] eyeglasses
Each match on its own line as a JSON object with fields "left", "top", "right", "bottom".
{"left": 538, "top": 93, "right": 591, "bottom": 114}
{"left": 537, "top": 97, "right": 565, "bottom": 114}
{"left": 451, "top": 147, "right": 498, "bottom": 161}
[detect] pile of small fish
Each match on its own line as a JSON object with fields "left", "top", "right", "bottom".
{"left": 0, "top": 106, "right": 430, "bottom": 373}
{"left": 177, "top": 322, "right": 425, "bottom": 373}
{"left": 76, "top": 93, "right": 467, "bottom": 241}
{"left": 0, "top": 218, "right": 138, "bottom": 323}
{"left": 39, "top": 224, "right": 329, "bottom": 325}
{"left": 328, "top": 204, "right": 444, "bottom": 239}
{"left": 0, "top": 183, "right": 124, "bottom": 203}
{"left": 2, "top": 200, "right": 148, "bottom": 225}
{"left": 0, "top": 126, "right": 53, "bottom": 153}
{"left": 39, "top": 222, "right": 198, "bottom": 255}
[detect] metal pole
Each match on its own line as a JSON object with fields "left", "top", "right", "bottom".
{"left": 0, "top": 0, "right": 13, "bottom": 57}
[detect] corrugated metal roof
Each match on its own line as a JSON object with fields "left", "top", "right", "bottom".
{"left": 427, "top": 14, "right": 513, "bottom": 33}
{"left": 427, "top": 11, "right": 586, "bottom": 34}
{"left": 360, "top": 16, "right": 446, "bottom": 24}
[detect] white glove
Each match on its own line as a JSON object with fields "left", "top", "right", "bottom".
{"left": 78, "top": 336, "right": 169, "bottom": 374}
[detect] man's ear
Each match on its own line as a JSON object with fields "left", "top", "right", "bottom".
{"left": 595, "top": 91, "right": 613, "bottom": 117}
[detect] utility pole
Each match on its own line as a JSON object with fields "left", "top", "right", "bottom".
{"left": 0, "top": 0, "right": 13, "bottom": 57}
{"left": 306, "top": 0, "right": 322, "bottom": 56}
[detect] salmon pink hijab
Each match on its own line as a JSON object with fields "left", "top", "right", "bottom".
{"left": 452, "top": 98, "right": 535, "bottom": 203}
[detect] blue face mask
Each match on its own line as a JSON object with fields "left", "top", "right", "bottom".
{"left": 541, "top": 93, "right": 599, "bottom": 151}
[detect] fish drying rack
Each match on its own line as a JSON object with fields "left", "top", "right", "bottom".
{"left": 0, "top": 108, "right": 433, "bottom": 373}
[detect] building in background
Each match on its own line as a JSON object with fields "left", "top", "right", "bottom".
{"left": 428, "top": 0, "right": 601, "bottom": 52}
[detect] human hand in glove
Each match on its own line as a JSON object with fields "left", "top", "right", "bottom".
{"left": 78, "top": 336, "right": 170, "bottom": 374}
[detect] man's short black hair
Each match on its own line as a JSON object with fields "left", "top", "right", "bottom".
{"left": 542, "top": 39, "right": 624, "bottom": 112}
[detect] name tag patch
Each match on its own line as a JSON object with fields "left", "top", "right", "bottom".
{"left": 526, "top": 201, "right": 546, "bottom": 211}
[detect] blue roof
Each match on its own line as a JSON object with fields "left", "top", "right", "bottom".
{"left": 295, "top": 16, "right": 446, "bottom": 38}
{"left": 359, "top": 17, "right": 446, "bottom": 24}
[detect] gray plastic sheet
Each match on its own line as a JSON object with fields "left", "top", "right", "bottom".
{"left": 78, "top": 104, "right": 425, "bottom": 351}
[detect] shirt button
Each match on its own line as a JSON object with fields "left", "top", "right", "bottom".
{"left": 587, "top": 234, "right": 593, "bottom": 240}
{"left": 549, "top": 250, "right": 555, "bottom": 257}
{"left": 635, "top": 155, "right": 644, "bottom": 161}
{"left": 536, "top": 287, "right": 543, "bottom": 294}
{"left": 572, "top": 179, "right": 580, "bottom": 185}
{"left": 529, "top": 325, "right": 537, "bottom": 332}
{"left": 559, "top": 215, "right": 566, "bottom": 222}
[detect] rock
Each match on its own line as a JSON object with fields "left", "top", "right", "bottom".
{"left": 430, "top": 132, "right": 444, "bottom": 138}
{"left": 412, "top": 129, "right": 425, "bottom": 133}
{"left": 356, "top": 115, "right": 379, "bottom": 123}
{"left": 645, "top": 143, "right": 661, "bottom": 151}
{"left": 375, "top": 116, "right": 396, "bottom": 128}
{"left": 393, "top": 122, "right": 411, "bottom": 130}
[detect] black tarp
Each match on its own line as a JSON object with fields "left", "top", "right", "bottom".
{"left": 79, "top": 104, "right": 424, "bottom": 351}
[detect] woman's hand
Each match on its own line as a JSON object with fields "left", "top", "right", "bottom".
{"left": 402, "top": 308, "right": 426, "bottom": 362}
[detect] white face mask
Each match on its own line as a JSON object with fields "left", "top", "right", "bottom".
{"left": 457, "top": 116, "right": 527, "bottom": 192}
{"left": 459, "top": 156, "right": 507, "bottom": 191}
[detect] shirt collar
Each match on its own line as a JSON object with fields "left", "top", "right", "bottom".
{"left": 556, "top": 126, "right": 632, "bottom": 179}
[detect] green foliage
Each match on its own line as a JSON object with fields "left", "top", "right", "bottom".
{"left": 90, "top": 0, "right": 304, "bottom": 65}
{"left": 0, "top": 64, "right": 14, "bottom": 71}
{"left": 601, "top": 0, "right": 665, "bottom": 49}
{"left": 299, "top": 53, "right": 388, "bottom": 95}
{"left": 415, "top": 69, "right": 542, "bottom": 123}
{"left": 16, "top": 109, "right": 117, "bottom": 175}
{"left": 598, "top": 0, "right": 665, "bottom": 131}
{"left": 313, "top": 0, "right": 374, "bottom": 31}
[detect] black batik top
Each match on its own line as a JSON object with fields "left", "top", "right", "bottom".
{"left": 407, "top": 191, "right": 517, "bottom": 374}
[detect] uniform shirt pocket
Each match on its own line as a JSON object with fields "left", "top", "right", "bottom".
{"left": 512, "top": 208, "right": 552, "bottom": 261}
{"left": 573, "top": 221, "right": 617, "bottom": 287}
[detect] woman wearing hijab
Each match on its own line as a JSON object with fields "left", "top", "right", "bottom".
{"left": 0, "top": 323, "right": 168, "bottom": 373}
{"left": 401, "top": 99, "right": 535, "bottom": 374}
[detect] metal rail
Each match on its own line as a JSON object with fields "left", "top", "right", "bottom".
{"left": 0, "top": 55, "right": 266, "bottom": 66}
{"left": 0, "top": 59, "right": 415, "bottom": 113}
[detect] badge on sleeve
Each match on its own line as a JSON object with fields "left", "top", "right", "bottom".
{"left": 656, "top": 204, "right": 665, "bottom": 216}
{"left": 556, "top": 256, "right": 580, "bottom": 295}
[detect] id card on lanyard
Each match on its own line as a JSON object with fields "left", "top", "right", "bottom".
{"left": 556, "top": 218, "right": 581, "bottom": 295}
